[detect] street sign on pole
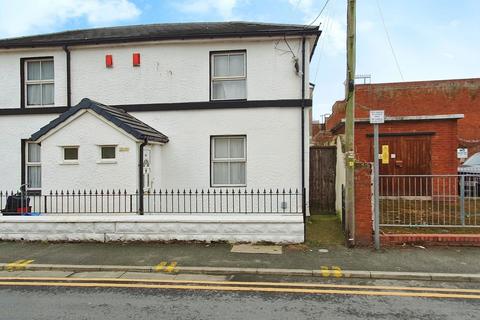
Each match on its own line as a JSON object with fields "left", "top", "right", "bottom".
{"left": 369, "top": 110, "right": 385, "bottom": 124}
{"left": 371, "top": 110, "right": 384, "bottom": 250}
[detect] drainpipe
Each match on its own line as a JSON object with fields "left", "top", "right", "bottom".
{"left": 301, "top": 36, "right": 306, "bottom": 238}
{"left": 138, "top": 139, "right": 148, "bottom": 215}
{"left": 63, "top": 45, "right": 71, "bottom": 107}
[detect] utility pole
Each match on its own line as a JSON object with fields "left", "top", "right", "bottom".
{"left": 345, "top": 0, "right": 356, "bottom": 245}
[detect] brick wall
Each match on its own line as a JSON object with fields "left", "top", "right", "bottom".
{"left": 327, "top": 78, "right": 480, "bottom": 154}
{"left": 352, "top": 119, "right": 458, "bottom": 245}
{"left": 354, "top": 166, "right": 373, "bottom": 246}
{"left": 354, "top": 119, "right": 459, "bottom": 175}
{"left": 325, "top": 100, "right": 346, "bottom": 132}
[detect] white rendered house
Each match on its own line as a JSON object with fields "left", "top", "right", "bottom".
{"left": 0, "top": 22, "right": 320, "bottom": 240}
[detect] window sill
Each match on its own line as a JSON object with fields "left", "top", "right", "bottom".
{"left": 97, "top": 160, "right": 117, "bottom": 164}
{"left": 59, "top": 161, "right": 79, "bottom": 165}
{"left": 211, "top": 184, "right": 247, "bottom": 188}
{"left": 26, "top": 104, "right": 55, "bottom": 108}
{"left": 210, "top": 98, "right": 247, "bottom": 103}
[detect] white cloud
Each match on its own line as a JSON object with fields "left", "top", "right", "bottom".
{"left": 175, "top": 0, "right": 239, "bottom": 20}
{"left": 0, "top": 0, "right": 141, "bottom": 38}
{"left": 321, "top": 15, "right": 346, "bottom": 56}
{"left": 286, "top": 0, "right": 345, "bottom": 56}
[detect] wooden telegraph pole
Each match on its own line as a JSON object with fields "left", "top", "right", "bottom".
{"left": 345, "top": 0, "right": 356, "bottom": 245}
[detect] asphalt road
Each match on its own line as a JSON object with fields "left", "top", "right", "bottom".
{"left": 1, "top": 284, "right": 479, "bottom": 320}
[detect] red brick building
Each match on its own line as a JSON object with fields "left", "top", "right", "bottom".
{"left": 325, "top": 78, "right": 480, "bottom": 245}
{"left": 327, "top": 78, "right": 480, "bottom": 157}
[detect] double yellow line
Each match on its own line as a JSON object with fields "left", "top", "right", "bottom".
{"left": 0, "top": 277, "right": 479, "bottom": 299}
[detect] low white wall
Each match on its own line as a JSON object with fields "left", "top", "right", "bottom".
{"left": 0, "top": 214, "right": 304, "bottom": 243}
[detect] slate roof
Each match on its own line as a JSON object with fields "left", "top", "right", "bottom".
{"left": 30, "top": 98, "right": 169, "bottom": 143}
{"left": 0, "top": 21, "right": 320, "bottom": 49}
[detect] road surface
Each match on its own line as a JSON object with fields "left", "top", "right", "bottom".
{"left": 0, "top": 277, "right": 478, "bottom": 320}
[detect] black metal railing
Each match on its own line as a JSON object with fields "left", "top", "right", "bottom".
{"left": 0, "top": 188, "right": 303, "bottom": 215}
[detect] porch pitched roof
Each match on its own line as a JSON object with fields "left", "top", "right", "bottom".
{"left": 30, "top": 98, "right": 169, "bottom": 143}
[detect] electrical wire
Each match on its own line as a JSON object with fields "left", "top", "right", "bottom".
{"left": 306, "top": 0, "right": 331, "bottom": 27}
{"left": 283, "top": 34, "right": 296, "bottom": 58}
{"left": 375, "top": 0, "right": 405, "bottom": 81}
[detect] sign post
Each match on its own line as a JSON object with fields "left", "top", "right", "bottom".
{"left": 370, "top": 110, "right": 384, "bottom": 250}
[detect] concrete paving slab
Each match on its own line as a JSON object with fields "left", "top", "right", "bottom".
{"left": 180, "top": 266, "right": 258, "bottom": 275}
{"left": 430, "top": 273, "right": 472, "bottom": 282}
{"left": 468, "top": 274, "right": 480, "bottom": 282}
{"left": 70, "top": 271, "right": 126, "bottom": 279}
{"left": 369, "top": 271, "right": 432, "bottom": 281}
{"left": 231, "top": 244, "right": 282, "bottom": 255}
{"left": 340, "top": 270, "right": 372, "bottom": 279}
{"left": 17, "top": 270, "right": 74, "bottom": 278}
{"left": 258, "top": 268, "right": 313, "bottom": 276}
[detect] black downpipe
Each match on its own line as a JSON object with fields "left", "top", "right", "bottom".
{"left": 138, "top": 139, "right": 148, "bottom": 215}
{"left": 63, "top": 45, "right": 71, "bottom": 107}
{"left": 301, "top": 37, "right": 306, "bottom": 239}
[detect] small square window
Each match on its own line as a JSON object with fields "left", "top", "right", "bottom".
{"left": 63, "top": 147, "right": 78, "bottom": 161}
{"left": 101, "top": 146, "right": 116, "bottom": 159}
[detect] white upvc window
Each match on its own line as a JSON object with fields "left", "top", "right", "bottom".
{"left": 25, "top": 59, "right": 54, "bottom": 106}
{"left": 26, "top": 143, "right": 41, "bottom": 190}
{"left": 101, "top": 146, "right": 116, "bottom": 160}
{"left": 211, "top": 136, "right": 246, "bottom": 186}
{"left": 62, "top": 146, "right": 79, "bottom": 163}
{"left": 211, "top": 51, "right": 246, "bottom": 100}
{"left": 98, "top": 145, "right": 117, "bottom": 164}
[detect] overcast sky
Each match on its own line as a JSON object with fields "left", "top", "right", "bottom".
{"left": 1, "top": 0, "right": 479, "bottom": 119}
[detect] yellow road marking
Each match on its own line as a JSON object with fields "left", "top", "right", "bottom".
{"left": 6, "top": 260, "right": 26, "bottom": 271}
{"left": 165, "top": 262, "right": 177, "bottom": 273}
{"left": 6, "top": 260, "right": 34, "bottom": 271}
{"left": 0, "top": 281, "right": 478, "bottom": 299}
{"left": 332, "top": 266, "right": 343, "bottom": 278}
{"left": 1, "top": 276, "right": 480, "bottom": 294}
{"left": 320, "top": 266, "right": 330, "bottom": 277}
{"left": 154, "top": 262, "right": 167, "bottom": 272}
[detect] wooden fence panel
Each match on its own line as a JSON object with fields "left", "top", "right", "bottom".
{"left": 309, "top": 146, "right": 336, "bottom": 214}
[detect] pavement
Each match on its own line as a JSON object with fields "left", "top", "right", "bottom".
{"left": 0, "top": 241, "right": 479, "bottom": 281}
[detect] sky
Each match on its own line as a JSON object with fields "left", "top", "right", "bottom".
{"left": 1, "top": 0, "right": 479, "bottom": 119}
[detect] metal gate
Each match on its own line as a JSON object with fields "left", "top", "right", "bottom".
{"left": 309, "top": 146, "right": 336, "bottom": 214}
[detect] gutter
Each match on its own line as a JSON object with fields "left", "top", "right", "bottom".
{"left": 0, "top": 29, "right": 321, "bottom": 50}
{"left": 138, "top": 139, "right": 148, "bottom": 215}
{"left": 63, "top": 45, "right": 71, "bottom": 107}
{"left": 309, "top": 30, "right": 322, "bottom": 61}
{"left": 301, "top": 36, "right": 306, "bottom": 238}
{"left": 332, "top": 114, "right": 466, "bottom": 131}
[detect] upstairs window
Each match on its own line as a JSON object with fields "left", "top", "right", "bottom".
{"left": 211, "top": 52, "right": 246, "bottom": 100}
{"left": 25, "top": 59, "right": 54, "bottom": 106}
